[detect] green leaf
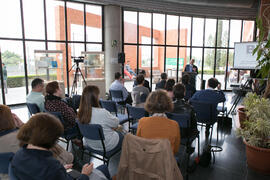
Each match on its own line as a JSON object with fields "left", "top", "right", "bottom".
{"left": 253, "top": 45, "right": 259, "bottom": 55}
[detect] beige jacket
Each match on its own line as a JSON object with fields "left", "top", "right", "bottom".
{"left": 117, "top": 133, "right": 183, "bottom": 180}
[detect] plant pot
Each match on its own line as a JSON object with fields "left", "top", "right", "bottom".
{"left": 237, "top": 107, "right": 247, "bottom": 128}
{"left": 244, "top": 140, "right": 270, "bottom": 174}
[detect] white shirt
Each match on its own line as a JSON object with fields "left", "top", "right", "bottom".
{"left": 83, "top": 107, "right": 120, "bottom": 151}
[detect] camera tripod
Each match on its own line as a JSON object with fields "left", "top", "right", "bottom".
{"left": 69, "top": 57, "right": 87, "bottom": 96}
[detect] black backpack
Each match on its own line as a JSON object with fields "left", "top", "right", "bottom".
{"left": 199, "top": 146, "right": 212, "bottom": 167}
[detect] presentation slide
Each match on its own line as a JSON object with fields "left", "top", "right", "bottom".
{"left": 234, "top": 42, "right": 259, "bottom": 69}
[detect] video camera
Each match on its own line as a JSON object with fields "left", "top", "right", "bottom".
{"left": 71, "top": 56, "right": 84, "bottom": 64}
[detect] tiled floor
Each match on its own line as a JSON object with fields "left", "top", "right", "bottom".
{"left": 10, "top": 93, "right": 270, "bottom": 179}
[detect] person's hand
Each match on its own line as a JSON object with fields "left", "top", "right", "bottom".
{"left": 12, "top": 113, "right": 24, "bottom": 128}
{"left": 81, "top": 163, "right": 93, "bottom": 176}
{"left": 64, "top": 164, "right": 73, "bottom": 170}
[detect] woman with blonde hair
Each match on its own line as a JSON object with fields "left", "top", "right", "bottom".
{"left": 78, "top": 85, "right": 123, "bottom": 152}
{"left": 136, "top": 90, "right": 180, "bottom": 154}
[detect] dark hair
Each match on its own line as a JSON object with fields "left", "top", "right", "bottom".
{"left": 31, "top": 78, "right": 44, "bottom": 89}
{"left": 173, "top": 83, "right": 186, "bottom": 99}
{"left": 0, "top": 105, "right": 16, "bottom": 131}
{"left": 182, "top": 74, "right": 190, "bottom": 85}
{"left": 161, "top": 73, "right": 167, "bottom": 80}
{"left": 115, "top": 72, "right": 121, "bottom": 79}
{"left": 46, "top": 81, "right": 59, "bottom": 95}
{"left": 208, "top": 78, "right": 219, "bottom": 89}
{"left": 78, "top": 85, "right": 100, "bottom": 124}
{"left": 165, "top": 79, "right": 175, "bottom": 91}
{"left": 145, "top": 90, "right": 173, "bottom": 114}
{"left": 17, "top": 113, "right": 63, "bottom": 149}
{"left": 139, "top": 69, "right": 146, "bottom": 75}
{"left": 136, "top": 74, "right": 145, "bottom": 85}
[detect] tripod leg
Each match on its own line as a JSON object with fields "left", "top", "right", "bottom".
{"left": 71, "top": 67, "right": 80, "bottom": 96}
{"left": 77, "top": 67, "right": 87, "bottom": 86}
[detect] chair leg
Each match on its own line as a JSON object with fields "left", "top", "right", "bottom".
{"left": 66, "top": 140, "right": 69, "bottom": 151}
{"left": 209, "top": 125, "right": 213, "bottom": 145}
{"left": 197, "top": 135, "right": 200, "bottom": 158}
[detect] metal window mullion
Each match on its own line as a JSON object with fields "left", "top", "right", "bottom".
{"left": 0, "top": 50, "right": 5, "bottom": 104}
{"left": 190, "top": 17, "right": 193, "bottom": 58}
{"left": 176, "top": 15, "right": 180, "bottom": 82}
{"left": 225, "top": 20, "right": 231, "bottom": 90}
{"left": 164, "top": 14, "right": 167, "bottom": 73}
{"left": 84, "top": 3, "right": 87, "bottom": 52}
{"left": 20, "top": 0, "right": 29, "bottom": 97}
{"left": 150, "top": 13, "right": 153, "bottom": 88}
{"left": 102, "top": 6, "right": 105, "bottom": 51}
{"left": 64, "top": 1, "right": 70, "bottom": 95}
{"left": 213, "top": 18, "right": 219, "bottom": 77}
{"left": 136, "top": 11, "right": 139, "bottom": 75}
{"left": 201, "top": 18, "right": 206, "bottom": 82}
{"left": 43, "top": 0, "right": 48, "bottom": 50}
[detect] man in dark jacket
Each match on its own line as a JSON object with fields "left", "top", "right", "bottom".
{"left": 155, "top": 72, "right": 167, "bottom": 90}
{"left": 172, "top": 83, "right": 198, "bottom": 139}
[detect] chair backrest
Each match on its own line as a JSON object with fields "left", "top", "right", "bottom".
{"left": 0, "top": 152, "right": 14, "bottom": 174}
{"left": 48, "top": 111, "right": 65, "bottom": 125}
{"left": 26, "top": 103, "right": 40, "bottom": 115}
{"left": 72, "top": 95, "right": 81, "bottom": 110}
{"left": 109, "top": 90, "right": 124, "bottom": 101}
{"left": 76, "top": 121, "right": 105, "bottom": 140}
{"left": 126, "top": 104, "right": 147, "bottom": 120}
{"left": 166, "top": 112, "right": 190, "bottom": 129}
{"left": 190, "top": 100, "right": 217, "bottom": 124}
{"left": 99, "top": 99, "right": 118, "bottom": 115}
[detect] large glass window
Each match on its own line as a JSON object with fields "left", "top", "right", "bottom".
{"left": 23, "top": 0, "right": 45, "bottom": 39}
{"left": 139, "top": 12, "right": 151, "bottom": 44}
{"left": 153, "top": 14, "right": 165, "bottom": 45}
{"left": 205, "top": 19, "right": 217, "bottom": 47}
{"left": 46, "top": 0, "right": 65, "bottom": 41}
{"left": 86, "top": 5, "right": 102, "bottom": 42}
{"left": 192, "top": 18, "right": 204, "bottom": 47}
{"left": 124, "top": 11, "right": 137, "bottom": 44}
{"left": 167, "top": 15, "right": 178, "bottom": 45}
{"left": 67, "top": 2, "right": 84, "bottom": 41}
{"left": 217, "top": 20, "right": 229, "bottom": 47}
{"left": 123, "top": 11, "right": 255, "bottom": 91}
{"left": 0, "top": 1, "right": 103, "bottom": 105}
{"left": 0, "top": 40, "right": 25, "bottom": 105}
{"left": 0, "top": 0, "right": 22, "bottom": 38}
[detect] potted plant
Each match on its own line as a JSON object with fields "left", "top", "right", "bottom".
{"left": 236, "top": 92, "right": 270, "bottom": 174}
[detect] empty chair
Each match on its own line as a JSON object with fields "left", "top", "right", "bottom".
{"left": 126, "top": 104, "right": 148, "bottom": 133}
{"left": 166, "top": 112, "right": 200, "bottom": 178}
{"left": 190, "top": 100, "right": 218, "bottom": 145}
{"left": 26, "top": 103, "right": 40, "bottom": 116}
{"left": 99, "top": 99, "right": 129, "bottom": 125}
{"left": 77, "top": 122, "right": 121, "bottom": 165}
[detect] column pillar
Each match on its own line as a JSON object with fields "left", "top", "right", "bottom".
{"left": 104, "top": 5, "right": 122, "bottom": 92}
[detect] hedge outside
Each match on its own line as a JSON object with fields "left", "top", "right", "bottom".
{"left": 6, "top": 74, "right": 57, "bottom": 88}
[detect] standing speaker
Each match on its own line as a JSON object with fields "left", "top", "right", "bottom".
{"left": 118, "top": 52, "right": 125, "bottom": 64}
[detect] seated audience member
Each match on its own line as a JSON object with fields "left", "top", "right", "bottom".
{"left": 165, "top": 79, "right": 175, "bottom": 99}
{"left": 45, "top": 81, "right": 76, "bottom": 130}
{"left": 190, "top": 78, "right": 226, "bottom": 135}
{"left": 132, "top": 75, "right": 150, "bottom": 107}
{"left": 10, "top": 113, "right": 108, "bottom": 180}
{"left": 181, "top": 74, "right": 196, "bottom": 98}
{"left": 78, "top": 85, "right": 123, "bottom": 152}
{"left": 109, "top": 72, "right": 132, "bottom": 104}
{"left": 133, "top": 69, "right": 151, "bottom": 92}
{"left": 172, "top": 84, "right": 198, "bottom": 138}
{"left": 155, "top": 72, "right": 167, "bottom": 90}
{"left": 136, "top": 90, "right": 180, "bottom": 154}
{"left": 0, "top": 105, "right": 73, "bottom": 165}
{"left": 26, "top": 78, "right": 45, "bottom": 112}
{"left": 0, "top": 105, "right": 23, "bottom": 153}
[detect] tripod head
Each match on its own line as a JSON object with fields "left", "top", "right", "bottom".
{"left": 71, "top": 56, "right": 84, "bottom": 66}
